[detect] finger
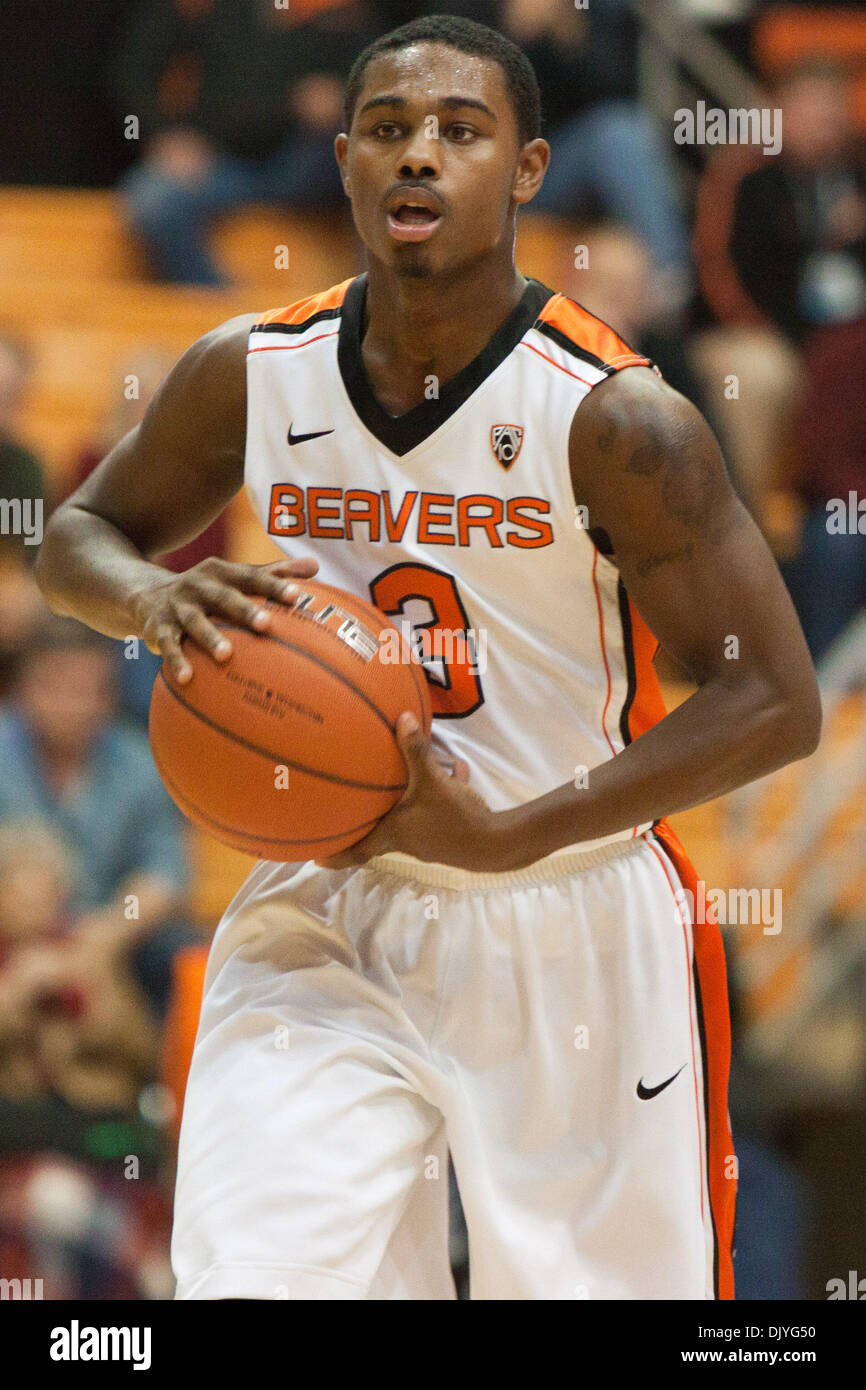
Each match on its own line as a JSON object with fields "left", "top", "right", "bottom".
{"left": 394, "top": 712, "right": 430, "bottom": 791}
{"left": 315, "top": 849, "right": 360, "bottom": 869}
{"left": 315, "top": 841, "right": 372, "bottom": 869}
{"left": 173, "top": 603, "right": 233, "bottom": 662}
{"left": 216, "top": 564, "right": 301, "bottom": 611}
{"left": 154, "top": 621, "right": 193, "bottom": 683}
{"left": 188, "top": 579, "right": 277, "bottom": 635}
{"left": 239, "top": 557, "right": 319, "bottom": 603}
{"left": 430, "top": 749, "right": 469, "bottom": 783}
{"left": 265, "top": 556, "right": 319, "bottom": 578}
{"left": 317, "top": 817, "right": 392, "bottom": 868}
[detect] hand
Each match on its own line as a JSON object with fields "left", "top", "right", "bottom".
{"left": 148, "top": 129, "right": 215, "bottom": 185}
{"left": 315, "top": 713, "right": 507, "bottom": 872}
{"left": 130, "top": 554, "right": 319, "bottom": 683}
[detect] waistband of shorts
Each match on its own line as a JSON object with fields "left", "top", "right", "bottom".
{"left": 363, "top": 832, "right": 650, "bottom": 891}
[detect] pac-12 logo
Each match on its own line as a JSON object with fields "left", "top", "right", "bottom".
{"left": 490, "top": 424, "right": 524, "bottom": 469}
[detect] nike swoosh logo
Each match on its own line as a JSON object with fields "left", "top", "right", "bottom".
{"left": 288, "top": 423, "right": 335, "bottom": 446}
{"left": 636, "top": 1063, "right": 687, "bottom": 1100}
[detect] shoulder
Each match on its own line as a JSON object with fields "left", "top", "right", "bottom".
{"left": 250, "top": 276, "right": 356, "bottom": 335}
{"left": 568, "top": 365, "right": 722, "bottom": 512}
{"left": 177, "top": 311, "right": 258, "bottom": 383}
{"left": 533, "top": 286, "right": 659, "bottom": 380}
{"left": 153, "top": 312, "right": 258, "bottom": 435}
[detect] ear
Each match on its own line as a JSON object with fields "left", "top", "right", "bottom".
{"left": 334, "top": 133, "right": 351, "bottom": 196}
{"left": 513, "top": 137, "right": 551, "bottom": 206}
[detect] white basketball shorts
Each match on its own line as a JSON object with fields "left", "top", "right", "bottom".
{"left": 171, "top": 822, "right": 736, "bottom": 1300}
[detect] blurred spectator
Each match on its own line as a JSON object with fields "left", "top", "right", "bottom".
{"left": 0, "top": 616, "right": 199, "bottom": 1019}
{"left": 0, "top": 821, "right": 159, "bottom": 1112}
{"left": 0, "top": 333, "right": 50, "bottom": 565}
{"left": 548, "top": 218, "right": 710, "bottom": 414}
{"left": 0, "top": 820, "right": 174, "bottom": 1299}
{"left": 0, "top": 333, "right": 53, "bottom": 697}
{"left": 729, "top": 56, "right": 866, "bottom": 345}
{"left": 0, "top": 555, "right": 48, "bottom": 702}
{"left": 692, "top": 56, "right": 866, "bottom": 529}
{"left": 68, "top": 347, "right": 230, "bottom": 721}
{"left": 442, "top": 0, "right": 692, "bottom": 315}
{"left": 783, "top": 318, "right": 866, "bottom": 662}
{"left": 111, "top": 0, "right": 378, "bottom": 284}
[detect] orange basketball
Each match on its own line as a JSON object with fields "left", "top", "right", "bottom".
{"left": 148, "top": 578, "right": 431, "bottom": 860}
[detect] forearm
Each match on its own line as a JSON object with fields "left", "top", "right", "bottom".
{"left": 496, "top": 674, "right": 819, "bottom": 868}
{"left": 35, "top": 504, "right": 169, "bottom": 640}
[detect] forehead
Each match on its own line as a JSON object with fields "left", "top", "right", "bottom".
{"left": 358, "top": 42, "right": 510, "bottom": 114}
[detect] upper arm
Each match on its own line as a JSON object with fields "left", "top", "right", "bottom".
{"left": 569, "top": 367, "right": 818, "bottom": 703}
{"left": 63, "top": 312, "right": 256, "bottom": 560}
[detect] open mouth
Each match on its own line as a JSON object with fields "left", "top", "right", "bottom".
{"left": 386, "top": 197, "right": 443, "bottom": 242}
{"left": 391, "top": 204, "right": 437, "bottom": 225}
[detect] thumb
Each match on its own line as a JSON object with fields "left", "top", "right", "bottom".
{"left": 265, "top": 556, "right": 318, "bottom": 578}
{"left": 395, "top": 711, "right": 429, "bottom": 789}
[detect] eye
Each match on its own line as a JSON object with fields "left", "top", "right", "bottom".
{"left": 371, "top": 122, "right": 402, "bottom": 139}
{"left": 447, "top": 123, "right": 477, "bottom": 142}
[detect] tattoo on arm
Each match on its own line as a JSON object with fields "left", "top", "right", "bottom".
{"left": 618, "top": 405, "right": 739, "bottom": 541}
{"left": 635, "top": 543, "right": 695, "bottom": 578}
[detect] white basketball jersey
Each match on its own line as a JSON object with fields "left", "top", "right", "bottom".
{"left": 244, "top": 272, "right": 667, "bottom": 860}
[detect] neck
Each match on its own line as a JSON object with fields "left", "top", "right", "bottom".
{"left": 362, "top": 250, "right": 527, "bottom": 380}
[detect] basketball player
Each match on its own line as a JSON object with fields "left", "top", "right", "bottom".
{"left": 36, "top": 16, "right": 821, "bottom": 1299}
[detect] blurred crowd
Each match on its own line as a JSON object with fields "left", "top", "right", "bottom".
{"left": 2, "top": 0, "right": 866, "bottom": 1299}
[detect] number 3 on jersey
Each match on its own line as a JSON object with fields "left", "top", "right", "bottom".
{"left": 370, "top": 562, "right": 485, "bottom": 719}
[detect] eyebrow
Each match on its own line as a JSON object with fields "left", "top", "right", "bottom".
{"left": 358, "top": 94, "right": 498, "bottom": 122}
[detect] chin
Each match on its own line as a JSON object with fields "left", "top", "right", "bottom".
{"left": 394, "top": 261, "right": 435, "bottom": 280}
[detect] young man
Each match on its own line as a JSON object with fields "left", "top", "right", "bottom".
{"left": 36, "top": 16, "right": 820, "bottom": 1299}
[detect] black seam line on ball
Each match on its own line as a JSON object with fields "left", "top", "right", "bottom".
{"left": 152, "top": 750, "right": 382, "bottom": 847}
{"left": 156, "top": 669, "right": 405, "bottom": 792}
{"left": 212, "top": 619, "right": 409, "bottom": 737}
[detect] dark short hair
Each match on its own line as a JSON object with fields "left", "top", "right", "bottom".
{"left": 343, "top": 13, "right": 542, "bottom": 147}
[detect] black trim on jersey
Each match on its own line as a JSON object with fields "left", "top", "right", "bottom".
{"left": 337, "top": 272, "right": 556, "bottom": 457}
{"left": 250, "top": 306, "right": 343, "bottom": 337}
{"left": 535, "top": 320, "right": 612, "bottom": 375}
{"left": 535, "top": 305, "right": 660, "bottom": 380}
{"left": 616, "top": 578, "right": 638, "bottom": 747}
{"left": 587, "top": 525, "right": 615, "bottom": 557}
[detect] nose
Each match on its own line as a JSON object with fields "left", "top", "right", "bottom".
{"left": 397, "top": 124, "right": 441, "bottom": 181}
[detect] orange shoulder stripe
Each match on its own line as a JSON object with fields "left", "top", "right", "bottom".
{"left": 253, "top": 276, "right": 355, "bottom": 329}
{"left": 537, "top": 293, "right": 653, "bottom": 372}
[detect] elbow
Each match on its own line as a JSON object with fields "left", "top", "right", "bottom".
{"left": 32, "top": 529, "right": 63, "bottom": 614}
{"left": 768, "top": 678, "right": 823, "bottom": 763}
{"left": 795, "top": 687, "right": 823, "bottom": 759}
{"left": 33, "top": 508, "right": 74, "bottom": 615}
